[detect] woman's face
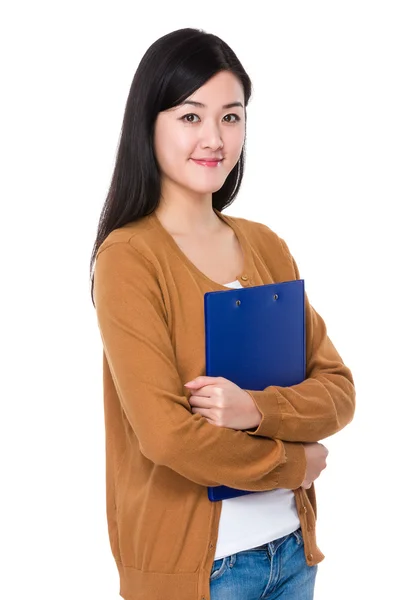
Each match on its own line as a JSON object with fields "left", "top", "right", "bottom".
{"left": 153, "top": 70, "right": 246, "bottom": 196}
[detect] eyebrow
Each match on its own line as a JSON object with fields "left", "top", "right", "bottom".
{"left": 180, "top": 100, "right": 244, "bottom": 109}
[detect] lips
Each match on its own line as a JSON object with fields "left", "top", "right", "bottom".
{"left": 191, "top": 158, "right": 223, "bottom": 167}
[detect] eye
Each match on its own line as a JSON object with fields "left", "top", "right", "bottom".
{"left": 180, "top": 113, "right": 241, "bottom": 123}
{"left": 181, "top": 113, "right": 201, "bottom": 123}
{"left": 223, "top": 114, "right": 241, "bottom": 123}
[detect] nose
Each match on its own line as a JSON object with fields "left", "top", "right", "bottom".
{"left": 199, "top": 119, "right": 224, "bottom": 150}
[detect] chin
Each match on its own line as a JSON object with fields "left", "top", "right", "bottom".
{"left": 188, "top": 185, "right": 225, "bottom": 195}
{"left": 186, "top": 178, "right": 228, "bottom": 195}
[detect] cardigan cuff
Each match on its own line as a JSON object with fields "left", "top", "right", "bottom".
{"left": 244, "top": 388, "right": 283, "bottom": 440}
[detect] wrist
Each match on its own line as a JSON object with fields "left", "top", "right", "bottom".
{"left": 245, "top": 391, "right": 262, "bottom": 428}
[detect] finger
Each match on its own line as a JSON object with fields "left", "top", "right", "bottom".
{"left": 188, "top": 393, "right": 212, "bottom": 406}
{"left": 184, "top": 376, "right": 225, "bottom": 388}
{"left": 191, "top": 407, "right": 213, "bottom": 420}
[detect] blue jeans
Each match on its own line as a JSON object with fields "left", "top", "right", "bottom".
{"left": 210, "top": 528, "right": 317, "bottom": 599}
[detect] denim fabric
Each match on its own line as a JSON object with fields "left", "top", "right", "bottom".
{"left": 210, "top": 528, "right": 317, "bottom": 599}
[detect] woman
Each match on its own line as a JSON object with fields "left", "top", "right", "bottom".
{"left": 90, "top": 28, "right": 356, "bottom": 600}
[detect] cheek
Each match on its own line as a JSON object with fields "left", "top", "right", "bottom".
{"left": 222, "top": 128, "right": 245, "bottom": 166}
{"left": 172, "top": 129, "right": 195, "bottom": 156}
{"left": 155, "top": 126, "right": 194, "bottom": 170}
{"left": 230, "top": 126, "right": 246, "bottom": 152}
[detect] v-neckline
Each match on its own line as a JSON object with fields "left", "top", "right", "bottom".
{"left": 148, "top": 208, "right": 255, "bottom": 290}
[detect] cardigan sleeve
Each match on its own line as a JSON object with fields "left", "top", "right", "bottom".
{"left": 93, "top": 240, "right": 306, "bottom": 491}
{"left": 244, "top": 235, "right": 356, "bottom": 443}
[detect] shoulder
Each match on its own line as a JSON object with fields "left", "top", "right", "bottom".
{"left": 93, "top": 216, "right": 166, "bottom": 302}
{"left": 95, "top": 214, "right": 161, "bottom": 266}
{"left": 93, "top": 217, "right": 167, "bottom": 315}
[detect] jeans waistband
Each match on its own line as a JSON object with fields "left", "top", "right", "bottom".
{"left": 251, "top": 542, "right": 271, "bottom": 551}
{"left": 250, "top": 528, "right": 301, "bottom": 552}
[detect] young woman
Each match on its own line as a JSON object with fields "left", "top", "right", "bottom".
{"left": 90, "top": 28, "right": 355, "bottom": 600}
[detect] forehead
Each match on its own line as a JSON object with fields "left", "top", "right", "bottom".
{"left": 181, "top": 71, "right": 244, "bottom": 108}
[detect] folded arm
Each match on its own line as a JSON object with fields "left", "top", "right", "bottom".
{"left": 93, "top": 240, "right": 306, "bottom": 491}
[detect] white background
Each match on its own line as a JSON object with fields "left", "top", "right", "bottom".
{"left": 1, "top": 1, "right": 413, "bottom": 599}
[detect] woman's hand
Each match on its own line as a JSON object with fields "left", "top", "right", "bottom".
{"left": 300, "top": 442, "right": 329, "bottom": 489}
{"left": 185, "top": 376, "right": 262, "bottom": 430}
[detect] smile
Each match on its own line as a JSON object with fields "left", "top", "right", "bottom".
{"left": 190, "top": 159, "right": 223, "bottom": 167}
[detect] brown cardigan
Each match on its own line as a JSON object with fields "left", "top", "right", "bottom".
{"left": 93, "top": 208, "right": 356, "bottom": 600}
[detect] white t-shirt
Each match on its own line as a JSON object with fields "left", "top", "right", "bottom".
{"left": 214, "top": 279, "right": 300, "bottom": 561}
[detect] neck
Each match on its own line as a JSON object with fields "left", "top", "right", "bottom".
{"left": 155, "top": 180, "right": 222, "bottom": 236}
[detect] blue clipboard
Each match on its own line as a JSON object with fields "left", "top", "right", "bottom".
{"left": 204, "top": 279, "right": 306, "bottom": 501}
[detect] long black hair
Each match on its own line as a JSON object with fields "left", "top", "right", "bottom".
{"left": 89, "top": 28, "right": 252, "bottom": 304}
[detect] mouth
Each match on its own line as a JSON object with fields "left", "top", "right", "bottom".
{"left": 190, "top": 158, "right": 223, "bottom": 167}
